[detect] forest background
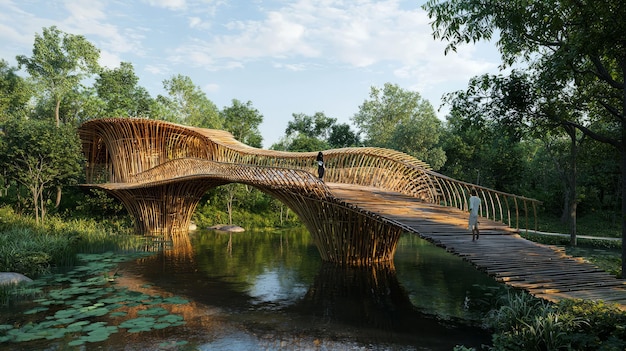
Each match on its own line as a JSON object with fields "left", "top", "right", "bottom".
{"left": 0, "top": 9, "right": 623, "bottom": 273}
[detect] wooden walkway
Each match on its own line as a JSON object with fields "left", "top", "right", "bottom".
{"left": 328, "top": 183, "right": 626, "bottom": 309}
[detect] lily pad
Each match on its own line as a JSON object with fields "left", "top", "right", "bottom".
{"left": 67, "top": 338, "right": 86, "bottom": 346}
{"left": 137, "top": 307, "right": 169, "bottom": 316}
{"left": 163, "top": 296, "right": 189, "bottom": 304}
{"left": 119, "top": 317, "right": 156, "bottom": 333}
{"left": 23, "top": 306, "right": 49, "bottom": 314}
{"left": 66, "top": 320, "right": 90, "bottom": 332}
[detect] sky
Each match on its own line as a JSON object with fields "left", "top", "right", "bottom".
{"left": 0, "top": 0, "right": 503, "bottom": 148}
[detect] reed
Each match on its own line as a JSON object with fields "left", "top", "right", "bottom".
{"left": 0, "top": 206, "right": 144, "bottom": 279}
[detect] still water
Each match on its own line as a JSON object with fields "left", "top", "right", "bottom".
{"left": 2, "top": 227, "right": 504, "bottom": 350}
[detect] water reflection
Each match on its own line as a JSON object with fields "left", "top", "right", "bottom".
{"left": 119, "top": 228, "right": 497, "bottom": 349}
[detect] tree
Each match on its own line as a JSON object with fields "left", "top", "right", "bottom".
{"left": 0, "top": 59, "right": 31, "bottom": 121}
{"left": 95, "top": 62, "right": 153, "bottom": 118}
{"left": 286, "top": 112, "right": 336, "bottom": 140}
{"left": 273, "top": 111, "right": 360, "bottom": 151}
{"left": 218, "top": 99, "right": 265, "bottom": 221}
{"left": 425, "top": 0, "right": 626, "bottom": 274}
{"left": 16, "top": 26, "right": 100, "bottom": 127}
{"left": 273, "top": 112, "right": 331, "bottom": 151}
{"left": 221, "top": 99, "right": 263, "bottom": 147}
{"left": 157, "top": 74, "right": 222, "bottom": 128}
{"left": 58, "top": 87, "right": 106, "bottom": 125}
{"left": 441, "top": 106, "right": 538, "bottom": 194}
{"left": 0, "top": 119, "right": 83, "bottom": 223}
{"left": 352, "top": 83, "right": 446, "bottom": 169}
{"left": 443, "top": 72, "right": 586, "bottom": 244}
{"left": 328, "top": 123, "right": 361, "bottom": 148}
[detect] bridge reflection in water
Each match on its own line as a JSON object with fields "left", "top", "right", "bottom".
{"left": 290, "top": 261, "right": 489, "bottom": 347}
{"left": 116, "top": 229, "right": 494, "bottom": 349}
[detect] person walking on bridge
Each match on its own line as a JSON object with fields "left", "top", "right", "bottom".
{"left": 316, "top": 152, "right": 325, "bottom": 180}
{"left": 468, "top": 189, "right": 481, "bottom": 240}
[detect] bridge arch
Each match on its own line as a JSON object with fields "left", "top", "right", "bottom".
{"left": 79, "top": 118, "right": 539, "bottom": 266}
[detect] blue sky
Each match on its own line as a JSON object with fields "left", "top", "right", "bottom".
{"left": 0, "top": 0, "right": 503, "bottom": 147}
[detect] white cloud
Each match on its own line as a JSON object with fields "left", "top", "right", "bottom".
{"left": 203, "top": 83, "right": 219, "bottom": 93}
{"left": 169, "top": 0, "right": 499, "bottom": 77}
{"left": 98, "top": 50, "right": 122, "bottom": 69}
{"left": 145, "top": 63, "right": 170, "bottom": 75}
{"left": 144, "top": 0, "right": 187, "bottom": 11}
{"left": 59, "top": 1, "right": 147, "bottom": 61}
{"left": 64, "top": 0, "right": 106, "bottom": 22}
{"left": 188, "top": 16, "right": 209, "bottom": 29}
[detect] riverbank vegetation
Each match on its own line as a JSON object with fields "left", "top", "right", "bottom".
{"left": 461, "top": 292, "right": 626, "bottom": 351}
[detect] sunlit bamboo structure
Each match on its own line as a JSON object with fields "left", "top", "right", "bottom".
{"left": 79, "top": 118, "right": 540, "bottom": 265}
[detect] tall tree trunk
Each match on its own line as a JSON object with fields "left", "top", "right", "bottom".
{"left": 40, "top": 189, "right": 46, "bottom": 223}
{"left": 55, "top": 99, "right": 62, "bottom": 207}
{"left": 621, "top": 65, "right": 626, "bottom": 279}
{"left": 32, "top": 187, "right": 39, "bottom": 224}
{"left": 621, "top": 140, "right": 626, "bottom": 279}
{"left": 568, "top": 126, "right": 578, "bottom": 246}
{"left": 226, "top": 185, "right": 234, "bottom": 225}
{"left": 55, "top": 185, "right": 62, "bottom": 208}
{"left": 621, "top": 81, "right": 626, "bottom": 279}
{"left": 55, "top": 98, "right": 61, "bottom": 128}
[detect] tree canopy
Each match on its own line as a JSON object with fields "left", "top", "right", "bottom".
{"left": 273, "top": 112, "right": 360, "bottom": 152}
{"left": 95, "top": 62, "right": 153, "bottom": 118}
{"left": 157, "top": 74, "right": 222, "bottom": 128}
{"left": 352, "top": 83, "right": 446, "bottom": 169}
{"left": 221, "top": 99, "right": 264, "bottom": 148}
{"left": 0, "top": 60, "right": 31, "bottom": 121}
{"left": 425, "top": 0, "right": 626, "bottom": 274}
{"left": 16, "top": 26, "right": 100, "bottom": 127}
{"left": 0, "top": 119, "right": 83, "bottom": 223}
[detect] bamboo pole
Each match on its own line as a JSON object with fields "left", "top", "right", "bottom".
{"left": 79, "top": 118, "right": 542, "bottom": 265}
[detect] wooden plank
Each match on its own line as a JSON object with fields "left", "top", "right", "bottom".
{"left": 328, "top": 183, "right": 626, "bottom": 311}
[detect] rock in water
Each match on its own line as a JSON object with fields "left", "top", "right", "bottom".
{"left": 208, "top": 224, "right": 245, "bottom": 232}
{"left": 221, "top": 225, "right": 245, "bottom": 232}
{"left": 0, "top": 272, "right": 33, "bottom": 285}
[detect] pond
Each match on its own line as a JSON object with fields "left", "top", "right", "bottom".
{"left": 1, "top": 227, "right": 505, "bottom": 350}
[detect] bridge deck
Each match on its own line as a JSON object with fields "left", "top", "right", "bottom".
{"left": 328, "top": 183, "right": 626, "bottom": 309}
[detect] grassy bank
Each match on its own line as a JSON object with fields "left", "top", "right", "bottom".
{"left": 521, "top": 212, "right": 623, "bottom": 277}
{"left": 535, "top": 212, "right": 621, "bottom": 239}
{"left": 0, "top": 206, "right": 146, "bottom": 304}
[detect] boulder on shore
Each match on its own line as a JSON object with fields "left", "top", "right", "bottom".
{"left": 208, "top": 224, "right": 245, "bottom": 233}
{"left": 0, "top": 272, "right": 33, "bottom": 286}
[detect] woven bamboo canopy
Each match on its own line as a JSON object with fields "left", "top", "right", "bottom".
{"left": 79, "top": 118, "right": 540, "bottom": 266}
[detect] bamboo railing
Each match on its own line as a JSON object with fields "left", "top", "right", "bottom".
{"left": 79, "top": 118, "right": 540, "bottom": 265}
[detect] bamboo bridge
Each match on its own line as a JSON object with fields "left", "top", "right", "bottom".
{"left": 78, "top": 118, "right": 626, "bottom": 308}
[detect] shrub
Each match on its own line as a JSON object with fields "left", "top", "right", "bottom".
{"left": 485, "top": 292, "right": 626, "bottom": 351}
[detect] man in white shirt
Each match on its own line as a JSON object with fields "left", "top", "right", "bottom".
{"left": 468, "top": 189, "right": 481, "bottom": 240}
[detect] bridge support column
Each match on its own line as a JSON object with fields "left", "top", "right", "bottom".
{"left": 280, "top": 195, "right": 404, "bottom": 266}
{"left": 103, "top": 181, "right": 217, "bottom": 236}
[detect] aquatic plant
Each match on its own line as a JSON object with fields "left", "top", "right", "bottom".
{"left": 0, "top": 205, "right": 146, "bottom": 297}
{"left": 0, "top": 252, "right": 189, "bottom": 347}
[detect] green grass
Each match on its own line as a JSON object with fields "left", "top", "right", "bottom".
{"left": 0, "top": 206, "right": 146, "bottom": 305}
{"left": 521, "top": 212, "right": 623, "bottom": 278}
{"left": 534, "top": 212, "right": 621, "bottom": 239}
